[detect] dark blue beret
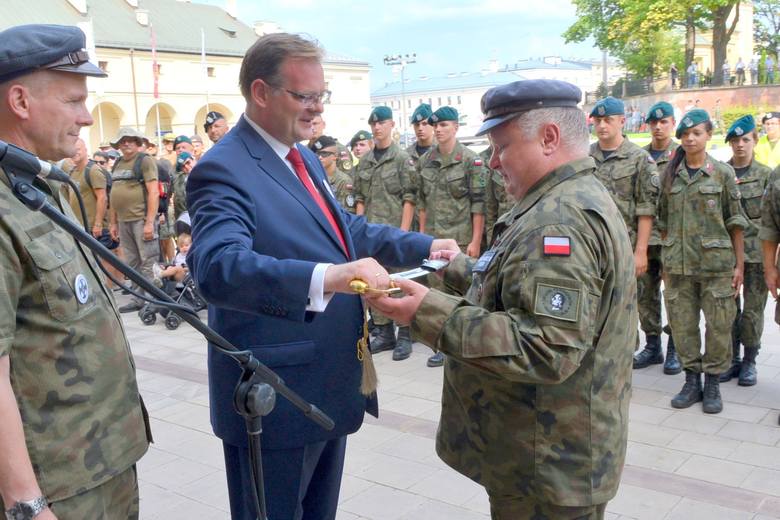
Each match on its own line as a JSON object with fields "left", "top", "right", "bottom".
{"left": 369, "top": 106, "right": 392, "bottom": 123}
{"left": 311, "top": 135, "right": 338, "bottom": 151}
{"left": 590, "top": 96, "right": 625, "bottom": 118}
{"left": 725, "top": 115, "right": 756, "bottom": 142}
{"left": 428, "top": 106, "right": 458, "bottom": 124}
{"left": 646, "top": 102, "right": 675, "bottom": 122}
{"left": 762, "top": 111, "right": 780, "bottom": 124}
{"left": 0, "top": 24, "right": 106, "bottom": 83}
{"left": 410, "top": 103, "right": 433, "bottom": 124}
{"left": 676, "top": 109, "right": 711, "bottom": 139}
{"left": 204, "top": 111, "right": 225, "bottom": 130}
{"left": 476, "top": 79, "right": 582, "bottom": 136}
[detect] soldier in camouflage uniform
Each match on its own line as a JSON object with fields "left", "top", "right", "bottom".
{"left": 307, "top": 115, "right": 353, "bottom": 176}
{"left": 312, "top": 135, "right": 356, "bottom": 213}
{"left": 759, "top": 165, "right": 780, "bottom": 425}
{"left": 483, "top": 145, "right": 514, "bottom": 245}
{"left": 634, "top": 102, "right": 681, "bottom": 374}
{"left": 590, "top": 97, "right": 659, "bottom": 358}
{"left": 0, "top": 24, "right": 150, "bottom": 520}
{"left": 172, "top": 151, "right": 195, "bottom": 221}
{"left": 417, "top": 106, "right": 487, "bottom": 367}
{"left": 658, "top": 109, "right": 747, "bottom": 414}
{"left": 406, "top": 103, "right": 435, "bottom": 165}
{"left": 371, "top": 80, "right": 635, "bottom": 519}
{"left": 354, "top": 106, "right": 418, "bottom": 360}
{"left": 722, "top": 115, "right": 772, "bottom": 387}
{"left": 349, "top": 129, "right": 373, "bottom": 161}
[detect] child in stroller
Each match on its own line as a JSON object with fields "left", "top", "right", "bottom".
{"left": 139, "top": 233, "right": 206, "bottom": 329}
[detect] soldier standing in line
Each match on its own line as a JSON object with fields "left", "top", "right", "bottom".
{"left": 406, "top": 103, "right": 435, "bottom": 165}
{"left": 354, "top": 106, "right": 418, "bottom": 360}
{"left": 722, "top": 115, "right": 772, "bottom": 387}
{"left": 370, "top": 79, "right": 635, "bottom": 519}
{"left": 307, "top": 115, "right": 353, "bottom": 176}
{"left": 658, "top": 109, "right": 747, "bottom": 414}
{"left": 633, "top": 101, "right": 681, "bottom": 374}
{"left": 0, "top": 24, "right": 150, "bottom": 520}
{"left": 417, "top": 106, "right": 487, "bottom": 367}
{"left": 349, "top": 130, "right": 373, "bottom": 162}
{"left": 590, "top": 96, "right": 659, "bottom": 358}
{"left": 312, "top": 135, "right": 356, "bottom": 213}
{"left": 483, "top": 144, "right": 514, "bottom": 246}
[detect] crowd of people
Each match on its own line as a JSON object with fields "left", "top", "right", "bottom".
{"left": 3, "top": 21, "right": 780, "bottom": 520}
{"left": 671, "top": 55, "right": 776, "bottom": 89}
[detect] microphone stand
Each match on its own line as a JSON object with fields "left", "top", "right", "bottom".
{"left": 5, "top": 171, "right": 334, "bottom": 520}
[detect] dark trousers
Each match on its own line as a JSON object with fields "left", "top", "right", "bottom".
{"left": 223, "top": 436, "right": 347, "bottom": 520}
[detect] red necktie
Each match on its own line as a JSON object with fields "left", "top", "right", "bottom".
{"left": 286, "top": 147, "right": 348, "bottom": 256}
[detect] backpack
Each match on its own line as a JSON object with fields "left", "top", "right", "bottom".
{"left": 83, "top": 159, "right": 112, "bottom": 205}
{"left": 111, "top": 152, "right": 170, "bottom": 214}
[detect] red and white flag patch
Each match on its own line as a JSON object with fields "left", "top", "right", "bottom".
{"left": 543, "top": 236, "right": 571, "bottom": 256}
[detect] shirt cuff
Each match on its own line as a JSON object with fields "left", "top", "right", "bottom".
{"left": 307, "top": 263, "right": 334, "bottom": 312}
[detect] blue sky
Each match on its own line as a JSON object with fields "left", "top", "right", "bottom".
{"left": 195, "top": 0, "right": 599, "bottom": 91}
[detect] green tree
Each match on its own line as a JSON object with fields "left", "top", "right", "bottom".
{"left": 754, "top": 0, "right": 780, "bottom": 60}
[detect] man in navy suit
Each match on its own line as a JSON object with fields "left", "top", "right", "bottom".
{"left": 186, "top": 33, "right": 457, "bottom": 520}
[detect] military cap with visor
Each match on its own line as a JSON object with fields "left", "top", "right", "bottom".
{"left": 645, "top": 101, "right": 675, "bottom": 123}
{"left": 590, "top": 96, "right": 625, "bottom": 118}
{"left": 0, "top": 24, "right": 107, "bottom": 83}
{"left": 369, "top": 106, "right": 393, "bottom": 123}
{"left": 428, "top": 106, "right": 458, "bottom": 124}
{"left": 410, "top": 103, "right": 433, "bottom": 124}
{"left": 725, "top": 114, "right": 756, "bottom": 142}
{"left": 204, "top": 111, "right": 225, "bottom": 131}
{"left": 676, "top": 109, "right": 711, "bottom": 139}
{"left": 476, "top": 79, "right": 582, "bottom": 136}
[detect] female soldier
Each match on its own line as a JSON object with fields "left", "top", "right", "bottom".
{"left": 722, "top": 115, "right": 772, "bottom": 387}
{"left": 657, "top": 109, "right": 747, "bottom": 414}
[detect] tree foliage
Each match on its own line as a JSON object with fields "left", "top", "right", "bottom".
{"left": 754, "top": 0, "right": 780, "bottom": 59}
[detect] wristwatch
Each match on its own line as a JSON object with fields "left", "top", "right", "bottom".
{"left": 5, "top": 496, "right": 48, "bottom": 520}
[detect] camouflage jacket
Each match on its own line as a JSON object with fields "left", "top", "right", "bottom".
{"left": 353, "top": 142, "right": 417, "bottom": 226}
{"left": 729, "top": 159, "right": 772, "bottom": 263}
{"left": 172, "top": 170, "right": 188, "bottom": 220}
{"left": 644, "top": 140, "right": 678, "bottom": 246}
{"left": 591, "top": 139, "right": 659, "bottom": 248}
{"left": 328, "top": 168, "right": 356, "bottom": 213}
{"left": 758, "top": 166, "right": 780, "bottom": 247}
{"left": 657, "top": 154, "right": 748, "bottom": 276}
{"left": 411, "top": 157, "right": 636, "bottom": 505}
{"left": 418, "top": 141, "right": 487, "bottom": 245}
{"left": 335, "top": 142, "right": 355, "bottom": 179}
{"left": 406, "top": 142, "right": 434, "bottom": 167}
{"left": 482, "top": 146, "right": 514, "bottom": 245}
{"left": 0, "top": 169, "right": 150, "bottom": 504}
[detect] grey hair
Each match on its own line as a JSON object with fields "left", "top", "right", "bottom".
{"left": 515, "top": 107, "right": 589, "bottom": 155}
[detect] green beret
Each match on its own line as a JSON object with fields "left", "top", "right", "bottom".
{"left": 725, "top": 115, "right": 756, "bottom": 142}
{"left": 676, "top": 109, "right": 711, "bottom": 139}
{"left": 174, "top": 135, "right": 192, "bottom": 147}
{"left": 428, "top": 106, "right": 458, "bottom": 124}
{"left": 590, "top": 96, "right": 624, "bottom": 118}
{"left": 410, "top": 103, "right": 433, "bottom": 124}
{"left": 349, "top": 130, "right": 372, "bottom": 148}
{"left": 369, "top": 106, "right": 392, "bottom": 123}
{"left": 646, "top": 102, "right": 675, "bottom": 123}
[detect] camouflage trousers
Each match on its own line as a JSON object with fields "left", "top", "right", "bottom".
{"left": 637, "top": 245, "right": 663, "bottom": 336}
{"left": 49, "top": 465, "right": 139, "bottom": 520}
{"left": 487, "top": 492, "right": 607, "bottom": 520}
{"left": 664, "top": 275, "right": 735, "bottom": 374}
{"left": 733, "top": 262, "right": 767, "bottom": 350}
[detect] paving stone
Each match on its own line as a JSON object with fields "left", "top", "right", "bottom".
{"left": 606, "top": 483, "right": 681, "bottom": 520}
{"left": 675, "top": 454, "right": 754, "bottom": 487}
{"left": 665, "top": 497, "right": 753, "bottom": 520}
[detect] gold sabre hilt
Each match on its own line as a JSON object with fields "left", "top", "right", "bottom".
{"left": 349, "top": 278, "right": 402, "bottom": 296}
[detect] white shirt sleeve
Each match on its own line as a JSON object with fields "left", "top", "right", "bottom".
{"left": 307, "top": 263, "right": 335, "bottom": 312}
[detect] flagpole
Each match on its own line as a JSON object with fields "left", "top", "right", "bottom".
{"left": 151, "top": 23, "right": 161, "bottom": 149}
{"left": 201, "top": 28, "right": 210, "bottom": 114}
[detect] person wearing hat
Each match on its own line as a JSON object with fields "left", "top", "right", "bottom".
{"left": 98, "top": 141, "right": 113, "bottom": 153}
{"left": 204, "top": 110, "right": 229, "bottom": 144}
{"left": 172, "top": 152, "right": 196, "bottom": 221}
{"left": 590, "top": 97, "right": 659, "bottom": 354}
{"left": 368, "top": 79, "right": 635, "bottom": 518}
{"left": 160, "top": 132, "right": 177, "bottom": 167}
{"left": 406, "top": 103, "right": 435, "bottom": 165}
{"left": 721, "top": 115, "right": 772, "bottom": 387}
{"left": 190, "top": 134, "right": 204, "bottom": 160}
{"left": 416, "top": 105, "right": 488, "bottom": 367}
{"left": 755, "top": 112, "right": 780, "bottom": 169}
{"left": 349, "top": 129, "right": 373, "bottom": 160}
{"left": 0, "top": 24, "right": 150, "bottom": 519}
{"left": 353, "top": 106, "right": 419, "bottom": 360}
{"left": 657, "top": 108, "right": 747, "bottom": 414}
{"left": 632, "top": 101, "right": 681, "bottom": 375}
{"left": 173, "top": 134, "right": 194, "bottom": 156}
{"left": 307, "top": 116, "right": 353, "bottom": 176}
{"left": 312, "top": 135, "right": 355, "bottom": 213}
{"left": 108, "top": 126, "right": 161, "bottom": 313}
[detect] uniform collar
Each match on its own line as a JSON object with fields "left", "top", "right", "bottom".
{"left": 513, "top": 157, "right": 596, "bottom": 218}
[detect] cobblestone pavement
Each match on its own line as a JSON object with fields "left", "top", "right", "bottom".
{"left": 121, "top": 292, "right": 780, "bottom": 520}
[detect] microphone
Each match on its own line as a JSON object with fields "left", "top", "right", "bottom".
{"left": 0, "top": 139, "right": 72, "bottom": 183}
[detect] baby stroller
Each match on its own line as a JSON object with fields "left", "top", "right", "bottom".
{"left": 138, "top": 273, "right": 207, "bottom": 330}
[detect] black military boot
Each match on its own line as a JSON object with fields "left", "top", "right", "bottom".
{"left": 671, "top": 370, "right": 703, "bottom": 409}
{"left": 393, "top": 326, "right": 413, "bottom": 361}
{"left": 369, "top": 324, "right": 396, "bottom": 354}
{"left": 663, "top": 334, "right": 682, "bottom": 375}
{"left": 633, "top": 335, "right": 663, "bottom": 369}
{"left": 738, "top": 346, "right": 758, "bottom": 386}
{"left": 719, "top": 337, "right": 742, "bottom": 383}
{"left": 703, "top": 373, "right": 723, "bottom": 414}
{"left": 427, "top": 351, "right": 444, "bottom": 367}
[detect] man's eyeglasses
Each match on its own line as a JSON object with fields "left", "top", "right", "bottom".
{"left": 316, "top": 151, "right": 336, "bottom": 158}
{"left": 94, "top": 160, "right": 107, "bottom": 165}
{"left": 272, "top": 85, "right": 331, "bottom": 107}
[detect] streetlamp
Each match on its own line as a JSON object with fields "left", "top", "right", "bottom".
{"left": 383, "top": 53, "right": 416, "bottom": 144}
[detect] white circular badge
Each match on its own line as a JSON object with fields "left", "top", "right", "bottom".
{"left": 74, "top": 274, "right": 89, "bottom": 304}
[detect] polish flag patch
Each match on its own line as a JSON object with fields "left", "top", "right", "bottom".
{"left": 543, "top": 236, "right": 571, "bottom": 256}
